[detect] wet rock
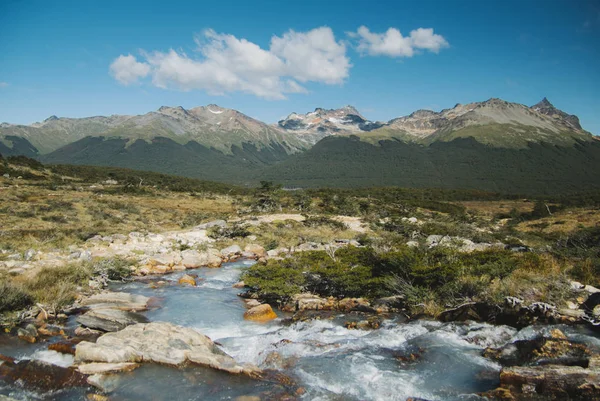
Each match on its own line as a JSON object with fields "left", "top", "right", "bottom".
{"left": 75, "top": 326, "right": 104, "bottom": 338}
{"left": 483, "top": 330, "right": 591, "bottom": 368}
{"left": 87, "top": 373, "right": 121, "bottom": 392}
{"left": 86, "top": 394, "right": 109, "bottom": 401}
{"left": 77, "top": 308, "right": 149, "bottom": 332}
{"left": 75, "top": 322, "right": 260, "bottom": 376}
{"left": 488, "top": 364, "right": 600, "bottom": 400}
{"left": 244, "top": 304, "right": 278, "bottom": 322}
{"left": 338, "top": 298, "right": 374, "bottom": 313}
{"left": 78, "top": 362, "right": 140, "bottom": 375}
{"left": 49, "top": 340, "right": 78, "bottom": 355}
{"left": 0, "top": 359, "right": 88, "bottom": 391}
{"left": 372, "top": 295, "right": 406, "bottom": 313}
{"left": 233, "top": 281, "right": 245, "bottom": 289}
{"left": 17, "top": 324, "right": 38, "bottom": 343}
{"left": 243, "top": 299, "right": 261, "bottom": 309}
{"left": 80, "top": 292, "right": 150, "bottom": 312}
{"left": 178, "top": 274, "right": 197, "bottom": 287}
{"left": 289, "top": 293, "right": 335, "bottom": 312}
{"left": 38, "top": 324, "right": 65, "bottom": 337}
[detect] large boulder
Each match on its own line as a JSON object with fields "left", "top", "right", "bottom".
{"left": 221, "top": 245, "right": 242, "bottom": 259}
{"left": 76, "top": 308, "right": 149, "bottom": 332}
{"left": 244, "top": 244, "right": 266, "bottom": 258}
{"left": 180, "top": 250, "right": 206, "bottom": 268}
{"left": 243, "top": 304, "right": 278, "bottom": 322}
{"left": 75, "top": 322, "right": 260, "bottom": 376}
{"left": 0, "top": 359, "right": 88, "bottom": 391}
{"left": 178, "top": 274, "right": 197, "bottom": 287}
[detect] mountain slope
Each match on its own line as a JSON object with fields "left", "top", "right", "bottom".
{"left": 1, "top": 104, "right": 306, "bottom": 155}
{"left": 362, "top": 98, "right": 593, "bottom": 148}
{"left": 259, "top": 136, "right": 600, "bottom": 195}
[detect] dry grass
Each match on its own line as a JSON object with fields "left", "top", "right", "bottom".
{"left": 460, "top": 200, "right": 534, "bottom": 218}
{"left": 516, "top": 207, "right": 600, "bottom": 235}
{"left": 0, "top": 184, "right": 236, "bottom": 252}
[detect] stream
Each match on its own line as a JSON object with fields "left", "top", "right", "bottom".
{"left": 2, "top": 260, "right": 600, "bottom": 400}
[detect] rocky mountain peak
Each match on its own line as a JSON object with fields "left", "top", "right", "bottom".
{"left": 44, "top": 115, "right": 59, "bottom": 122}
{"left": 531, "top": 98, "right": 582, "bottom": 130}
{"left": 534, "top": 97, "right": 554, "bottom": 108}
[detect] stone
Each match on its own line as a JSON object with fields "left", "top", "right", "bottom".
{"left": 86, "top": 373, "right": 121, "bottom": 393}
{"left": 233, "top": 281, "right": 245, "bottom": 288}
{"left": 178, "top": 274, "right": 197, "bottom": 287}
{"left": 206, "top": 248, "right": 223, "bottom": 267}
{"left": 75, "top": 322, "right": 260, "bottom": 377}
{"left": 180, "top": 250, "right": 206, "bottom": 268}
{"left": 243, "top": 299, "right": 261, "bottom": 309}
{"left": 244, "top": 304, "right": 278, "bottom": 322}
{"left": 80, "top": 292, "right": 149, "bottom": 311}
{"left": 17, "top": 324, "right": 38, "bottom": 343}
{"left": 24, "top": 249, "right": 36, "bottom": 261}
{"left": 86, "top": 395, "right": 109, "bottom": 401}
{"left": 78, "top": 362, "right": 140, "bottom": 375}
{"left": 49, "top": 341, "right": 77, "bottom": 355}
{"left": 195, "top": 220, "right": 227, "bottom": 230}
{"left": 244, "top": 244, "right": 266, "bottom": 258}
{"left": 77, "top": 308, "right": 149, "bottom": 332}
{"left": 0, "top": 359, "right": 88, "bottom": 391}
{"left": 221, "top": 245, "right": 242, "bottom": 258}
{"left": 74, "top": 326, "right": 104, "bottom": 338}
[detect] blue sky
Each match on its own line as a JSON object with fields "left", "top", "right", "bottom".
{"left": 1, "top": 0, "right": 599, "bottom": 134}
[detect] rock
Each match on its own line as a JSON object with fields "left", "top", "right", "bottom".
{"left": 338, "top": 298, "right": 374, "bottom": 313}
{"left": 483, "top": 333, "right": 591, "bottom": 368}
{"left": 266, "top": 249, "right": 279, "bottom": 257}
{"left": 75, "top": 322, "right": 260, "bottom": 376}
{"left": 77, "top": 309, "right": 149, "bottom": 332}
{"left": 178, "top": 274, "right": 197, "bottom": 287}
{"left": 17, "top": 324, "right": 38, "bottom": 343}
{"left": 244, "top": 304, "right": 278, "bottom": 322}
{"left": 243, "top": 299, "right": 261, "bottom": 309}
{"left": 244, "top": 244, "right": 266, "bottom": 258}
{"left": 78, "top": 362, "right": 140, "bottom": 375}
{"left": 86, "top": 394, "right": 109, "bottom": 401}
{"left": 0, "top": 359, "right": 88, "bottom": 391}
{"left": 291, "top": 293, "right": 331, "bottom": 311}
{"left": 24, "top": 249, "right": 36, "bottom": 261}
{"left": 489, "top": 365, "right": 600, "bottom": 400}
{"left": 221, "top": 245, "right": 242, "bottom": 258}
{"left": 233, "top": 281, "right": 245, "bottom": 289}
{"left": 80, "top": 292, "right": 149, "bottom": 311}
{"left": 87, "top": 373, "right": 121, "bottom": 393}
{"left": 195, "top": 220, "right": 227, "bottom": 230}
{"left": 49, "top": 341, "right": 77, "bottom": 355}
{"left": 439, "top": 302, "right": 501, "bottom": 323}
{"left": 74, "top": 326, "right": 104, "bottom": 338}
{"left": 180, "top": 250, "right": 206, "bottom": 268}
{"left": 372, "top": 295, "right": 406, "bottom": 313}
{"left": 38, "top": 325, "right": 64, "bottom": 337}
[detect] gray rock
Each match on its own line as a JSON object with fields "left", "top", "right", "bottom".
{"left": 221, "top": 245, "right": 242, "bottom": 258}
{"left": 76, "top": 309, "right": 149, "bottom": 332}
{"left": 80, "top": 292, "right": 150, "bottom": 311}
{"left": 195, "top": 220, "right": 227, "bottom": 230}
{"left": 75, "top": 322, "right": 261, "bottom": 376}
{"left": 24, "top": 249, "right": 36, "bottom": 261}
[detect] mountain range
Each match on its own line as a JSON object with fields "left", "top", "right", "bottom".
{"left": 1, "top": 97, "right": 598, "bottom": 195}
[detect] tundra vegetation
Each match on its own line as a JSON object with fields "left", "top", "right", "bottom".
{"left": 1, "top": 154, "right": 599, "bottom": 319}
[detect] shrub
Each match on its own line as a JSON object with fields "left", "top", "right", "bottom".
{"left": 0, "top": 281, "right": 33, "bottom": 313}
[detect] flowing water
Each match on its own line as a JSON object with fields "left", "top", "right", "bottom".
{"left": 2, "top": 260, "right": 600, "bottom": 400}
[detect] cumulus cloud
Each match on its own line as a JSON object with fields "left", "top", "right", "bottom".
{"left": 109, "top": 27, "right": 350, "bottom": 99}
{"left": 109, "top": 54, "right": 151, "bottom": 85}
{"left": 352, "top": 26, "right": 449, "bottom": 57}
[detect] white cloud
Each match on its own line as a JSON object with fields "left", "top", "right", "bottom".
{"left": 110, "top": 27, "right": 350, "bottom": 99}
{"left": 0, "top": 82, "right": 9, "bottom": 88}
{"left": 353, "top": 26, "right": 449, "bottom": 57}
{"left": 109, "top": 54, "right": 151, "bottom": 85}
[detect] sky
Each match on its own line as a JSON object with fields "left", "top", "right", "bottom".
{"left": 1, "top": 0, "right": 599, "bottom": 134}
